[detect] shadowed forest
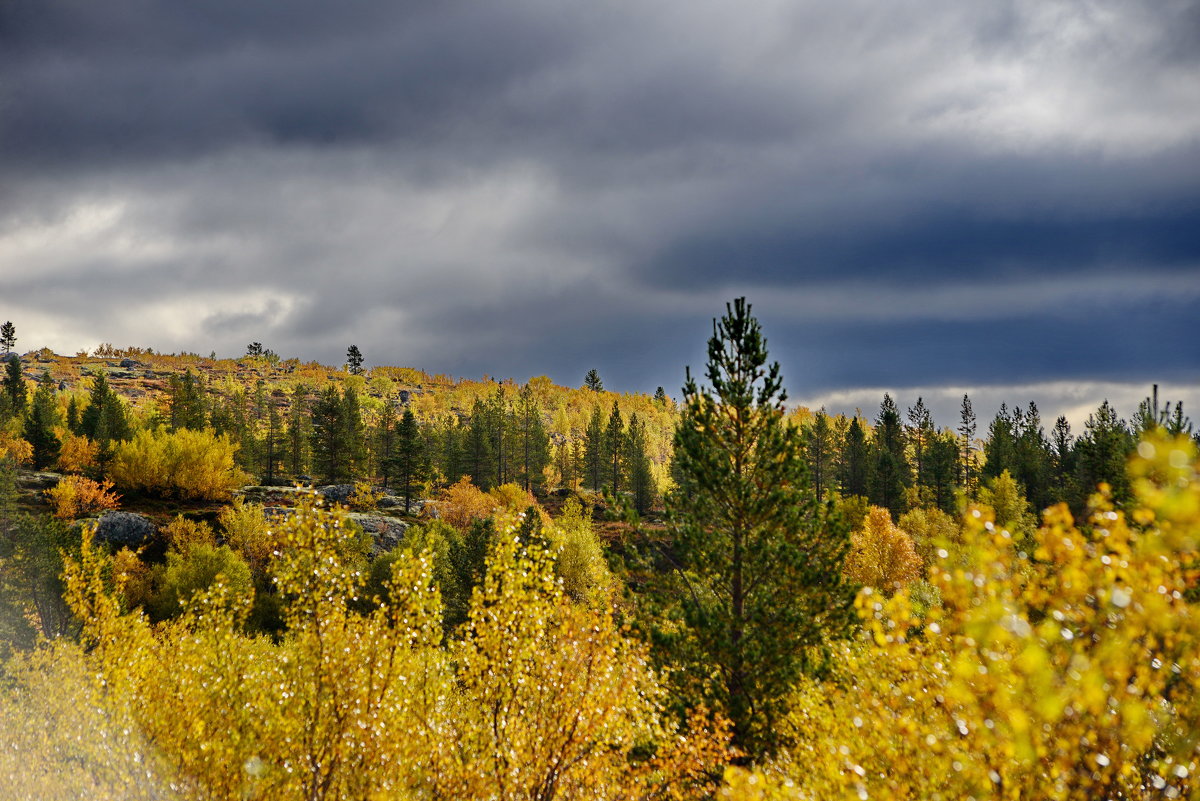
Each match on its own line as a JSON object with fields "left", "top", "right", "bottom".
{"left": 0, "top": 302, "right": 1198, "bottom": 800}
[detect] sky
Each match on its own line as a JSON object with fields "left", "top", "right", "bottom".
{"left": 1, "top": 0, "right": 1197, "bottom": 430}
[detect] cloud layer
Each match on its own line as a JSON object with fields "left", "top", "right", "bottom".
{"left": 1, "top": 0, "right": 1197, "bottom": 421}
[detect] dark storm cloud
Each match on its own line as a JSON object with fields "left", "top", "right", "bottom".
{"left": 0, "top": 0, "right": 1198, "bottom": 416}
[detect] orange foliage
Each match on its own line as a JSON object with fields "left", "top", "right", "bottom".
{"left": 0, "top": 431, "right": 32, "bottom": 466}
{"left": 436, "top": 477, "right": 501, "bottom": 531}
{"left": 44, "top": 475, "right": 121, "bottom": 520}
{"left": 57, "top": 431, "right": 99, "bottom": 474}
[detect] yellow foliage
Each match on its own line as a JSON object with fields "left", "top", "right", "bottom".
{"left": 489, "top": 481, "right": 538, "bottom": 513}
{"left": 56, "top": 431, "right": 99, "bottom": 473}
{"left": 218, "top": 498, "right": 273, "bottom": 574}
{"left": 1, "top": 496, "right": 728, "bottom": 800}
{"left": 161, "top": 515, "right": 217, "bottom": 551}
{"left": 0, "top": 431, "right": 32, "bottom": 466}
{"left": 110, "top": 427, "right": 246, "bottom": 500}
{"left": 753, "top": 432, "right": 1200, "bottom": 800}
{"left": 436, "top": 476, "right": 501, "bottom": 531}
{"left": 346, "top": 480, "right": 383, "bottom": 511}
{"left": 545, "top": 497, "right": 613, "bottom": 605}
{"left": 44, "top": 475, "right": 120, "bottom": 519}
{"left": 844, "top": 506, "right": 923, "bottom": 593}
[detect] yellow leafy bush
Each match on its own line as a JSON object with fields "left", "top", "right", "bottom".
{"left": 161, "top": 515, "right": 217, "bottom": 551}
{"left": 843, "top": 505, "right": 923, "bottom": 593}
{"left": 436, "top": 476, "right": 501, "bottom": 531}
{"left": 109, "top": 428, "right": 246, "bottom": 500}
{"left": 56, "top": 431, "right": 99, "bottom": 474}
{"left": 218, "top": 498, "right": 272, "bottom": 574}
{"left": 346, "top": 480, "right": 383, "bottom": 511}
{"left": 746, "top": 432, "right": 1200, "bottom": 800}
{"left": 44, "top": 475, "right": 120, "bottom": 519}
{"left": 4, "top": 496, "right": 729, "bottom": 800}
{"left": 0, "top": 431, "right": 32, "bottom": 465}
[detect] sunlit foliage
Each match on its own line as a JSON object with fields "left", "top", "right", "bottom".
{"left": 843, "top": 506, "right": 923, "bottom": 594}
{"left": 730, "top": 432, "right": 1200, "bottom": 799}
{"left": 1, "top": 495, "right": 728, "bottom": 799}
{"left": 110, "top": 427, "right": 246, "bottom": 500}
{"left": 44, "top": 474, "right": 121, "bottom": 520}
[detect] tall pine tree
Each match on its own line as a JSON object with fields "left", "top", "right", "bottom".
{"left": 667, "top": 298, "right": 856, "bottom": 756}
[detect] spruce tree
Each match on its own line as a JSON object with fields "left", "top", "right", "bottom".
{"left": 390, "top": 407, "right": 428, "bottom": 514}
{"left": 375, "top": 402, "right": 397, "bottom": 487}
{"left": 667, "top": 298, "right": 856, "bottom": 756}
{"left": 310, "top": 386, "right": 347, "bottom": 484}
{"left": 286, "top": 385, "right": 311, "bottom": 479}
{"left": 23, "top": 372, "right": 61, "bottom": 470}
{"left": 625, "top": 413, "right": 655, "bottom": 514}
{"left": 0, "top": 321, "right": 15, "bottom": 354}
{"left": 346, "top": 345, "right": 364, "bottom": 375}
{"left": 840, "top": 417, "right": 870, "bottom": 498}
{"left": 869, "top": 393, "right": 909, "bottom": 517}
{"left": 583, "top": 404, "right": 606, "bottom": 492}
{"left": 340, "top": 385, "right": 367, "bottom": 480}
{"left": 603, "top": 400, "right": 625, "bottom": 493}
{"left": 803, "top": 409, "right": 836, "bottom": 502}
{"left": 1072, "top": 400, "right": 1133, "bottom": 513}
{"left": 654, "top": 386, "right": 668, "bottom": 405}
{"left": 958, "top": 393, "right": 978, "bottom": 493}
{"left": 463, "top": 398, "right": 495, "bottom": 490}
{"left": 584, "top": 369, "right": 603, "bottom": 393}
{"left": 3, "top": 357, "right": 26, "bottom": 414}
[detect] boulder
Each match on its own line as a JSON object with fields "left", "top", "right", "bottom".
{"left": 93, "top": 512, "right": 157, "bottom": 549}
{"left": 119, "top": 358, "right": 141, "bottom": 368}
{"left": 348, "top": 513, "right": 409, "bottom": 555}
{"left": 16, "top": 471, "right": 62, "bottom": 491}
{"left": 315, "top": 484, "right": 356, "bottom": 504}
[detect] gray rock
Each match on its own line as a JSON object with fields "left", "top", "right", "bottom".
{"left": 119, "top": 358, "right": 141, "bottom": 368}
{"left": 348, "top": 513, "right": 409, "bottom": 555}
{"left": 93, "top": 512, "right": 157, "bottom": 548}
{"left": 17, "top": 471, "right": 62, "bottom": 491}
{"left": 315, "top": 484, "right": 356, "bottom": 504}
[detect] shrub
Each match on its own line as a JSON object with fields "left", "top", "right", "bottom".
{"left": 218, "top": 498, "right": 273, "bottom": 575}
{"left": 0, "top": 431, "right": 32, "bottom": 466}
{"left": 45, "top": 475, "right": 120, "bottom": 520}
{"left": 161, "top": 515, "right": 217, "bottom": 551}
{"left": 844, "top": 506, "right": 923, "bottom": 593}
{"left": 110, "top": 428, "right": 246, "bottom": 500}
{"left": 347, "top": 481, "right": 384, "bottom": 511}
{"left": 149, "top": 543, "right": 252, "bottom": 621}
{"left": 56, "top": 431, "right": 99, "bottom": 474}
{"left": 436, "top": 477, "right": 500, "bottom": 531}
{"left": 546, "top": 497, "right": 612, "bottom": 605}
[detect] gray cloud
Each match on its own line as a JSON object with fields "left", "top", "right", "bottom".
{"left": 0, "top": 0, "right": 1197, "bottom": 404}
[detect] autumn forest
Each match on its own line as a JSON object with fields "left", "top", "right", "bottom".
{"left": 0, "top": 302, "right": 1198, "bottom": 800}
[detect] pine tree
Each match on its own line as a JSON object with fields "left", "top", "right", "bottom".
{"left": 439, "top": 416, "right": 464, "bottom": 486}
{"left": 389, "top": 408, "right": 428, "bottom": 514}
{"left": 958, "top": 393, "right": 978, "bottom": 493}
{"left": 583, "top": 404, "right": 606, "bottom": 492}
{"left": 23, "top": 372, "right": 61, "bottom": 470}
{"left": 515, "top": 384, "right": 550, "bottom": 493}
{"left": 346, "top": 345, "right": 364, "bottom": 375}
{"left": 375, "top": 402, "right": 397, "bottom": 488}
{"left": 463, "top": 399, "right": 495, "bottom": 491}
{"left": 340, "top": 385, "right": 367, "bottom": 480}
{"left": 79, "top": 372, "right": 130, "bottom": 469}
{"left": 1012, "top": 402, "right": 1053, "bottom": 511}
{"left": 286, "top": 385, "right": 311, "bottom": 479}
{"left": 625, "top": 413, "right": 655, "bottom": 514}
{"left": 926, "top": 430, "right": 960, "bottom": 514}
{"left": 803, "top": 409, "right": 836, "bottom": 502}
{"left": 654, "top": 386, "right": 668, "bottom": 405}
{"left": 584, "top": 369, "right": 603, "bottom": 393}
{"left": 1072, "top": 400, "right": 1133, "bottom": 513}
{"left": 869, "top": 393, "right": 909, "bottom": 517}
{"left": 840, "top": 417, "right": 870, "bottom": 498}
{"left": 906, "top": 398, "right": 933, "bottom": 504}
{"left": 310, "top": 386, "right": 347, "bottom": 484}
{"left": 604, "top": 401, "right": 625, "bottom": 493}
{"left": 166, "top": 370, "right": 206, "bottom": 431}
{"left": 3, "top": 357, "right": 26, "bottom": 414}
{"left": 261, "top": 401, "right": 284, "bottom": 485}
{"left": 0, "top": 321, "right": 15, "bottom": 354}
{"left": 667, "top": 298, "right": 856, "bottom": 756}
